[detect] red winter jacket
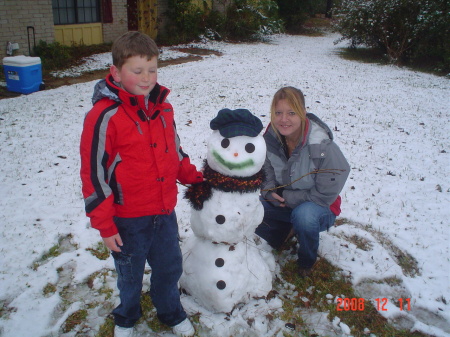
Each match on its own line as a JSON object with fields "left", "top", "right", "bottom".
{"left": 80, "top": 75, "right": 203, "bottom": 237}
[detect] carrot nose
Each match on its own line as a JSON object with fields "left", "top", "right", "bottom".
{"left": 234, "top": 152, "right": 239, "bottom": 157}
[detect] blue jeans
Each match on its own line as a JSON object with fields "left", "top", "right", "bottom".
{"left": 255, "top": 198, "right": 336, "bottom": 269}
{"left": 111, "top": 213, "right": 186, "bottom": 328}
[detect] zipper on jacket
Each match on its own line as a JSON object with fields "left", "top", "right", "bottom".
{"left": 135, "top": 121, "right": 143, "bottom": 135}
{"left": 122, "top": 107, "right": 144, "bottom": 135}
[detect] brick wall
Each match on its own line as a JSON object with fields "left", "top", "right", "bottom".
{"left": 0, "top": 0, "right": 55, "bottom": 60}
{"left": 102, "top": 0, "right": 129, "bottom": 44}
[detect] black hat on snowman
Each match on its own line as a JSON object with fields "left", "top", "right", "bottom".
{"left": 210, "top": 108, "right": 263, "bottom": 138}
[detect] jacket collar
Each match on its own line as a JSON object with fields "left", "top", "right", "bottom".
{"left": 104, "top": 74, "right": 170, "bottom": 114}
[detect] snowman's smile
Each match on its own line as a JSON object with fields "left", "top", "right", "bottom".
{"left": 212, "top": 150, "right": 254, "bottom": 170}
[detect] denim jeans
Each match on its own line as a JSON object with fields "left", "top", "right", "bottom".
{"left": 255, "top": 197, "right": 336, "bottom": 269}
{"left": 111, "top": 213, "right": 186, "bottom": 328}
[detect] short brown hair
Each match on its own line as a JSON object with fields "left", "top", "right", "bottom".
{"left": 111, "top": 31, "right": 159, "bottom": 69}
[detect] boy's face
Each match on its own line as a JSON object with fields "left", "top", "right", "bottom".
{"left": 110, "top": 55, "right": 157, "bottom": 96}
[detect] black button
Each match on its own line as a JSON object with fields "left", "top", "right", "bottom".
{"left": 216, "top": 280, "right": 226, "bottom": 290}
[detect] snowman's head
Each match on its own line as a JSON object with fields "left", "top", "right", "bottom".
{"left": 207, "top": 109, "right": 266, "bottom": 177}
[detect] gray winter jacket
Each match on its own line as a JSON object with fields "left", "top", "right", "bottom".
{"left": 262, "top": 113, "right": 350, "bottom": 215}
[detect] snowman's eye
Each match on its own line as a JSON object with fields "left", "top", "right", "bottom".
{"left": 221, "top": 138, "right": 230, "bottom": 148}
{"left": 245, "top": 143, "right": 255, "bottom": 153}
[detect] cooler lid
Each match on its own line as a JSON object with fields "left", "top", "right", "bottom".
{"left": 3, "top": 55, "right": 41, "bottom": 67}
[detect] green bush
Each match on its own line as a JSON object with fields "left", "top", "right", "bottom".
{"left": 162, "top": 0, "right": 283, "bottom": 44}
{"left": 224, "top": 0, "right": 283, "bottom": 41}
{"left": 33, "top": 40, "right": 71, "bottom": 71}
{"left": 164, "top": 0, "right": 209, "bottom": 44}
{"left": 33, "top": 40, "right": 112, "bottom": 72}
{"left": 334, "top": 0, "right": 450, "bottom": 72}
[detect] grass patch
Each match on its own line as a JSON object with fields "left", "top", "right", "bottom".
{"left": 140, "top": 291, "right": 168, "bottom": 333}
{"left": 0, "top": 301, "right": 16, "bottom": 320}
{"left": 365, "top": 228, "right": 420, "bottom": 277}
{"left": 86, "top": 241, "right": 110, "bottom": 260}
{"left": 278, "top": 257, "right": 427, "bottom": 336}
{"left": 96, "top": 315, "right": 115, "bottom": 337}
{"left": 95, "top": 291, "right": 174, "bottom": 336}
{"left": 32, "top": 234, "right": 76, "bottom": 270}
{"left": 367, "top": 276, "right": 403, "bottom": 287}
{"left": 333, "top": 218, "right": 421, "bottom": 277}
{"left": 43, "top": 283, "right": 57, "bottom": 296}
{"left": 32, "top": 244, "right": 60, "bottom": 270}
{"left": 336, "top": 47, "right": 390, "bottom": 65}
{"left": 345, "top": 234, "right": 373, "bottom": 251}
{"left": 336, "top": 46, "right": 448, "bottom": 76}
{"left": 299, "top": 17, "right": 335, "bottom": 36}
{"left": 86, "top": 269, "right": 115, "bottom": 300}
{"left": 62, "top": 308, "right": 88, "bottom": 333}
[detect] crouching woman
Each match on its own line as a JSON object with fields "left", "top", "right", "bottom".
{"left": 255, "top": 86, "right": 350, "bottom": 276}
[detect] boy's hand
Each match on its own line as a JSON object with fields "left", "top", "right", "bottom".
{"left": 102, "top": 234, "right": 123, "bottom": 252}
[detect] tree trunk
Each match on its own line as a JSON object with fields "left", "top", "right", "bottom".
{"left": 326, "top": 0, "right": 333, "bottom": 18}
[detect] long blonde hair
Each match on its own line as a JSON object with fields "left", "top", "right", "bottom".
{"left": 270, "top": 86, "right": 307, "bottom": 142}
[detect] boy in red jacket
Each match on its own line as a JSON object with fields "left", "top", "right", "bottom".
{"left": 80, "top": 31, "right": 202, "bottom": 337}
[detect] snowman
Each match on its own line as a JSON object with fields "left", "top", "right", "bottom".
{"left": 180, "top": 108, "right": 275, "bottom": 313}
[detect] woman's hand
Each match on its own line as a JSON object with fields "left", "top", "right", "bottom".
{"left": 271, "top": 192, "right": 286, "bottom": 207}
{"left": 102, "top": 234, "right": 123, "bottom": 252}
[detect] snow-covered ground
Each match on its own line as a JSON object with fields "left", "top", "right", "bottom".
{"left": 0, "top": 33, "right": 449, "bottom": 337}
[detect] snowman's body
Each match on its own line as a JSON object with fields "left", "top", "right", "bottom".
{"left": 190, "top": 189, "right": 262, "bottom": 244}
{"left": 181, "top": 114, "right": 275, "bottom": 313}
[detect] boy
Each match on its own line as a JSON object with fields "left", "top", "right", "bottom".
{"left": 80, "top": 31, "right": 202, "bottom": 337}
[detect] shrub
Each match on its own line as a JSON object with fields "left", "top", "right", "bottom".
{"left": 334, "top": 0, "right": 450, "bottom": 72}
{"left": 162, "top": 0, "right": 283, "bottom": 44}
{"left": 164, "top": 0, "right": 209, "bottom": 44}
{"left": 34, "top": 40, "right": 71, "bottom": 71}
{"left": 33, "top": 40, "right": 112, "bottom": 72}
{"left": 224, "top": 0, "right": 283, "bottom": 41}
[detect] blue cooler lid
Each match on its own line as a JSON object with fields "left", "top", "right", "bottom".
{"left": 3, "top": 55, "right": 41, "bottom": 67}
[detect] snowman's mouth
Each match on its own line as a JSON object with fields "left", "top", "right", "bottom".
{"left": 212, "top": 150, "right": 254, "bottom": 170}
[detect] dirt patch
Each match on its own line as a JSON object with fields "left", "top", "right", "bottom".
{"left": 0, "top": 48, "right": 221, "bottom": 100}
{"left": 175, "top": 47, "right": 222, "bottom": 56}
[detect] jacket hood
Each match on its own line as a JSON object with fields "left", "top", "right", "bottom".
{"left": 306, "top": 113, "right": 334, "bottom": 141}
{"left": 92, "top": 77, "right": 117, "bottom": 105}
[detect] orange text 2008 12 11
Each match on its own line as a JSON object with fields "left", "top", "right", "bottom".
{"left": 336, "top": 298, "right": 411, "bottom": 311}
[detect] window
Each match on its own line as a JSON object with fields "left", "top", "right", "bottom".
{"left": 53, "top": 0, "right": 101, "bottom": 25}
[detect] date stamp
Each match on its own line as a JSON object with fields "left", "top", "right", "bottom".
{"left": 336, "top": 297, "right": 411, "bottom": 311}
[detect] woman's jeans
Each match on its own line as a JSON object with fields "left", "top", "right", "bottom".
{"left": 255, "top": 198, "right": 336, "bottom": 269}
{"left": 111, "top": 213, "right": 186, "bottom": 328}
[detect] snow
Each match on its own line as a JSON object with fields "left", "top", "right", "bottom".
{"left": 0, "top": 32, "right": 449, "bottom": 336}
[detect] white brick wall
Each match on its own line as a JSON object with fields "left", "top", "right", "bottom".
{"left": 102, "top": 0, "right": 129, "bottom": 44}
{"left": 0, "top": 0, "right": 54, "bottom": 59}
{"left": 0, "top": 0, "right": 130, "bottom": 60}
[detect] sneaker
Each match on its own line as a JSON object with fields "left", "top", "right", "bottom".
{"left": 173, "top": 318, "right": 195, "bottom": 337}
{"left": 114, "top": 325, "right": 135, "bottom": 337}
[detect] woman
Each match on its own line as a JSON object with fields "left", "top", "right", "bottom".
{"left": 255, "top": 86, "right": 350, "bottom": 276}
